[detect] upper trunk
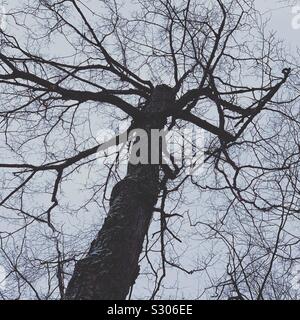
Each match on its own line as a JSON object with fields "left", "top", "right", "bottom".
{"left": 64, "top": 85, "right": 174, "bottom": 300}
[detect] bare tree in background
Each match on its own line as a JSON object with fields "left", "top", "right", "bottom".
{"left": 0, "top": 0, "right": 299, "bottom": 300}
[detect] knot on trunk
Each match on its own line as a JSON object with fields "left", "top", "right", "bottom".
{"left": 132, "top": 84, "right": 175, "bottom": 129}
{"left": 147, "top": 84, "right": 175, "bottom": 114}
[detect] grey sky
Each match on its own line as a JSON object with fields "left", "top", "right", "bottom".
{"left": 255, "top": 0, "right": 300, "bottom": 50}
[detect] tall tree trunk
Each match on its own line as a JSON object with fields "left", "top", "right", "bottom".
{"left": 64, "top": 85, "right": 174, "bottom": 300}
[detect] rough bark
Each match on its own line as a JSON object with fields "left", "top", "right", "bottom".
{"left": 64, "top": 85, "right": 174, "bottom": 300}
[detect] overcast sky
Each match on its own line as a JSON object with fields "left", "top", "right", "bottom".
{"left": 255, "top": 0, "right": 300, "bottom": 51}
{"left": 2, "top": 0, "right": 300, "bottom": 50}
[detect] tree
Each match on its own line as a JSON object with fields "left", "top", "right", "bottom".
{"left": 0, "top": 0, "right": 299, "bottom": 300}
